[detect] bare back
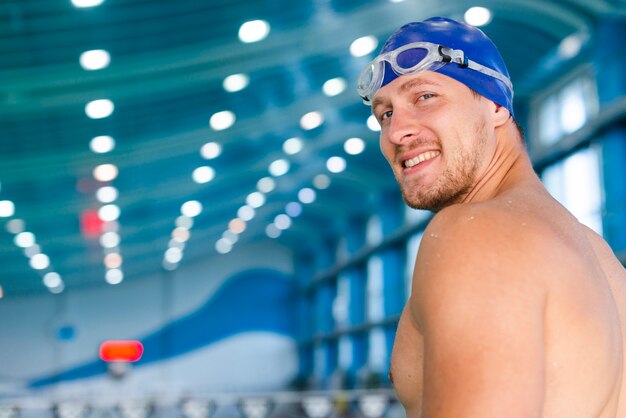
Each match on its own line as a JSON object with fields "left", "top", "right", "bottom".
{"left": 390, "top": 188, "right": 626, "bottom": 418}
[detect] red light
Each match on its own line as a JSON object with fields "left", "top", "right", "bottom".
{"left": 81, "top": 209, "right": 104, "bottom": 238}
{"left": 99, "top": 340, "right": 144, "bottom": 362}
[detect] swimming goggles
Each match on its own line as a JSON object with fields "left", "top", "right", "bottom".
{"left": 357, "top": 41, "right": 514, "bottom": 104}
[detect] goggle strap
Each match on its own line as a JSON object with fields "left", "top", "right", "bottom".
{"left": 465, "top": 59, "right": 514, "bottom": 95}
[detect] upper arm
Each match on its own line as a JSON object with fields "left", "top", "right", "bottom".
{"left": 412, "top": 208, "right": 547, "bottom": 418}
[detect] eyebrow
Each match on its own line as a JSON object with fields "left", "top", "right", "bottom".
{"left": 399, "top": 76, "right": 442, "bottom": 94}
{"left": 372, "top": 76, "right": 442, "bottom": 109}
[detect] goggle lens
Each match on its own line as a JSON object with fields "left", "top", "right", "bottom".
{"left": 395, "top": 47, "right": 429, "bottom": 70}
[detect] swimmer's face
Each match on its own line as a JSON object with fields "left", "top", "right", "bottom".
{"left": 372, "top": 71, "right": 498, "bottom": 211}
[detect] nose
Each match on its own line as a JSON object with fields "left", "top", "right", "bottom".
{"left": 385, "top": 106, "right": 421, "bottom": 145}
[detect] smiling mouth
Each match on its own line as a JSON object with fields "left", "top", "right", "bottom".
{"left": 403, "top": 151, "right": 440, "bottom": 168}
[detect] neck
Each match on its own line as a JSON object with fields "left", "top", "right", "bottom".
{"left": 460, "top": 120, "right": 539, "bottom": 205}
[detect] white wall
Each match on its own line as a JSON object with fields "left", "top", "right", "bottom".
{"left": 0, "top": 240, "right": 298, "bottom": 402}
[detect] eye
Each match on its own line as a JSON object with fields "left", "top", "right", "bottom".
{"left": 379, "top": 110, "right": 393, "bottom": 121}
{"left": 418, "top": 93, "right": 435, "bottom": 101}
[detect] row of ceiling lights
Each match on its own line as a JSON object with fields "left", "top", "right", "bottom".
{"left": 0, "top": 201, "right": 64, "bottom": 295}
{"left": 0, "top": 1, "right": 497, "bottom": 296}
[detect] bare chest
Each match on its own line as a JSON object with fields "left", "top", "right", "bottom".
{"left": 389, "top": 306, "right": 425, "bottom": 417}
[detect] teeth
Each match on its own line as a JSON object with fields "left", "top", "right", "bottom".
{"left": 404, "top": 151, "right": 440, "bottom": 168}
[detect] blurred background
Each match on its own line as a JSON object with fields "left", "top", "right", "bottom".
{"left": 1, "top": 0, "right": 626, "bottom": 417}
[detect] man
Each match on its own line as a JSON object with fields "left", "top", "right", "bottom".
{"left": 357, "top": 17, "right": 626, "bottom": 418}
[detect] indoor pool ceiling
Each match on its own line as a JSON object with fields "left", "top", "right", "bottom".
{"left": 1, "top": 0, "right": 625, "bottom": 295}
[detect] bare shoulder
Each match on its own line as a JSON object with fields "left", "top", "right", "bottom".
{"left": 410, "top": 199, "right": 557, "bottom": 328}
{"left": 409, "top": 200, "right": 551, "bottom": 416}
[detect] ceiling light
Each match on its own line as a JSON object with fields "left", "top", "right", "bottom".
{"left": 80, "top": 49, "right": 110, "bottom": 70}
{"left": 228, "top": 218, "right": 247, "bottom": 234}
{"left": 350, "top": 36, "right": 378, "bottom": 57}
{"left": 93, "top": 164, "right": 119, "bottom": 182}
{"left": 266, "top": 224, "right": 281, "bottom": 239}
{"left": 367, "top": 115, "right": 381, "bottom": 131}
{"left": 274, "top": 214, "right": 292, "bottom": 230}
{"left": 6, "top": 218, "right": 25, "bottom": 234}
{"left": 327, "top": 156, "right": 346, "bottom": 173}
{"left": 322, "top": 77, "right": 347, "bottom": 96}
{"left": 98, "top": 204, "right": 120, "bottom": 222}
{"left": 238, "top": 20, "right": 270, "bottom": 43}
{"left": 104, "top": 252, "right": 123, "bottom": 269}
{"left": 257, "top": 177, "right": 276, "bottom": 193}
{"left": 237, "top": 205, "right": 255, "bottom": 221}
{"left": 89, "top": 135, "right": 115, "bottom": 153}
{"left": 15, "top": 232, "right": 35, "bottom": 248}
{"left": 43, "top": 272, "right": 62, "bottom": 288}
{"left": 49, "top": 282, "right": 65, "bottom": 294}
{"left": 300, "top": 111, "right": 324, "bottom": 130}
{"left": 172, "top": 227, "right": 190, "bottom": 242}
{"left": 0, "top": 200, "right": 15, "bottom": 217}
{"left": 344, "top": 137, "right": 365, "bottom": 155}
{"left": 71, "top": 0, "right": 105, "bottom": 7}
{"left": 464, "top": 7, "right": 492, "bottom": 27}
{"left": 215, "top": 238, "right": 233, "bottom": 254}
{"left": 313, "top": 174, "right": 331, "bottom": 190}
{"left": 223, "top": 73, "right": 250, "bottom": 92}
{"left": 105, "top": 268, "right": 124, "bottom": 285}
{"left": 85, "top": 99, "right": 114, "bottom": 119}
{"left": 181, "top": 200, "right": 202, "bottom": 217}
{"left": 165, "top": 247, "right": 183, "bottom": 264}
{"left": 269, "top": 159, "right": 290, "bottom": 176}
{"left": 30, "top": 253, "right": 50, "bottom": 270}
{"left": 200, "top": 142, "right": 222, "bottom": 159}
{"left": 169, "top": 239, "right": 185, "bottom": 250}
{"left": 99, "top": 231, "right": 120, "bottom": 248}
{"left": 176, "top": 215, "right": 193, "bottom": 229}
{"left": 285, "top": 202, "right": 302, "bottom": 217}
{"left": 298, "top": 188, "right": 316, "bottom": 204}
{"left": 209, "top": 111, "right": 236, "bottom": 131}
{"left": 246, "top": 192, "right": 266, "bottom": 208}
{"left": 558, "top": 34, "right": 583, "bottom": 58}
{"left": 222, "top": 230, "right": 239, "bottom": 245}
{"left": 192, "top": 166, "right": 215, "bottom": 184}
{"left": 282, "top": 137, "right": 303, "bottom": 155}
{"left": 96, "top": 186, "right": 118, "bottom": 203}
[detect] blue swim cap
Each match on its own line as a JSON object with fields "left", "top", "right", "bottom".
{"left": 378, "top": 17, "right": 514, "bottom": 116}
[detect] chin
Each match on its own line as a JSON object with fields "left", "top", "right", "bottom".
{"left": 401, "top": 186, "right": 469, "bottom": 212}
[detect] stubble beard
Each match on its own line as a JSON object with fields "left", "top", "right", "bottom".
{"left": 396, "top": 119, "right": 489, "bottom": 212}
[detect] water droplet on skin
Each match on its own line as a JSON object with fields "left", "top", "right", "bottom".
{"left": 507, "top": 200, "right": 513, "bottom": 205}
{"left": 468, "top": 216, "right": 475, "bottom": 220}
{"left": 429, "top": 233, "right": 438, "bottom": 238}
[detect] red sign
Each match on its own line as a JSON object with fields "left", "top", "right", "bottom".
{"left": 99, "top": 340, "right": 144, "bottom": 362}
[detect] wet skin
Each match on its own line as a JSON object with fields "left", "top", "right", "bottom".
{"left": 373, "top": 71, "right": 626, "bottom": 418}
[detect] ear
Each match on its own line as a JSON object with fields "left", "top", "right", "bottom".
{"left": 492, "top": 102, "right": 510, "bottom": 127}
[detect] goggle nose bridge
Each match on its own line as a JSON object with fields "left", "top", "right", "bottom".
{"left": 438, "top": 46, "right": 468, "bottom": 68}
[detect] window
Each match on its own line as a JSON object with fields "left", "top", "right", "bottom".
{"left": 542, "top": 145, "right": 604, "bottom": 234}
{"left": 534, "top": 72, "right": 598, "bottom": 147}
{"left": 405, "top": 232, "right": 423, "bottom": 298}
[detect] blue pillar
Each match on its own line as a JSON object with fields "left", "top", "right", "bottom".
{"left": 594, "top": 18, "right": 626, "bottom": 253}
{"left": 345, "top": 217, "right": 367, "bottom": 387}
{"left": 295, "top": 252, "right": 314, "bottom": 385}
{"left": 313, "top": 238, "right": 338, "bottom": 387}
{"left": 379, "top": 192, "right": 407, "bottom": 371}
